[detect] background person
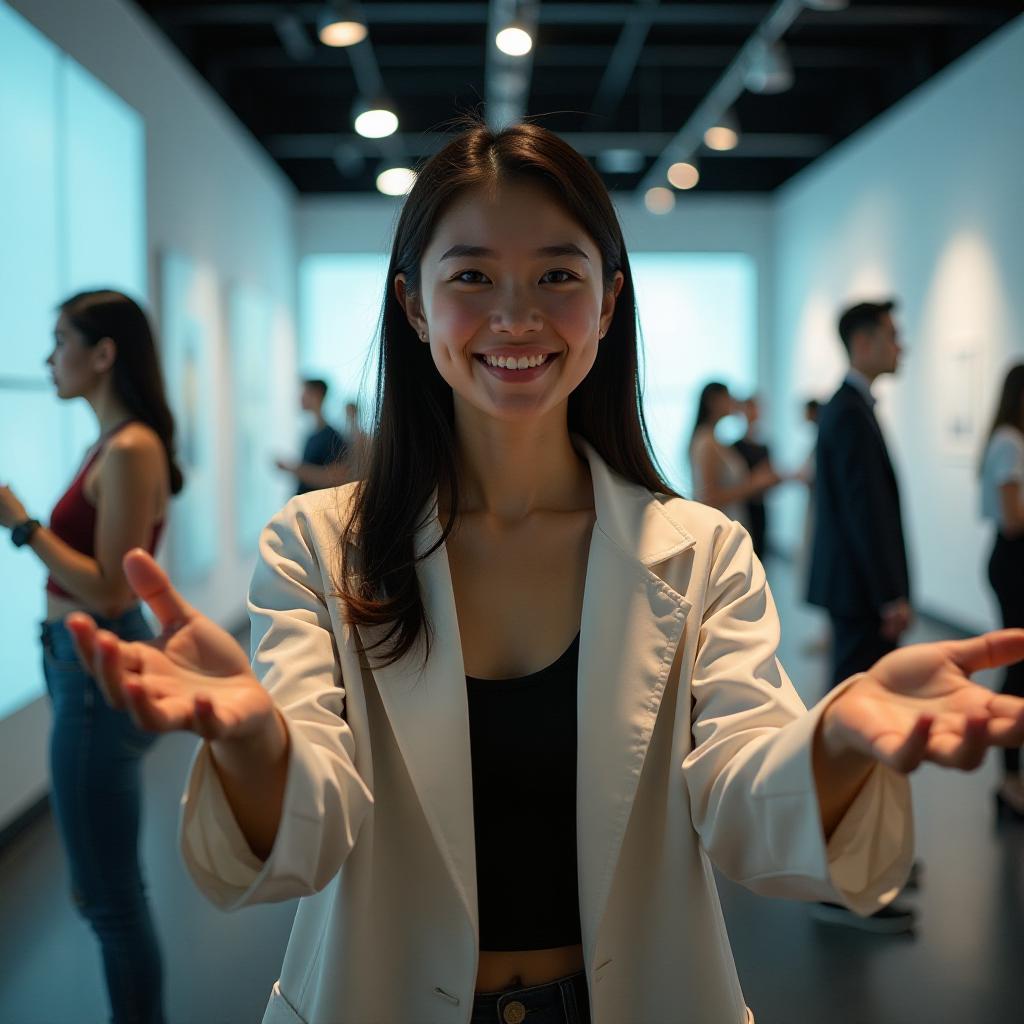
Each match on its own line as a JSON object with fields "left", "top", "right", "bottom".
{"left": 0, "top": 289, "right": 182, "bottom": 1024}
{"left": 980, "top": 362, "right": 1024, "bottom": 820}
{"left": 807, "top": 298, "right": 914, "bottom": 932}
{"left": 688, "top": 381, "right": 779, "bottom": 533}
{"left": 275, "top": 378, "right": 350, "bottom": 493}
{"left": 731, "top": 394, "right": 779, "bottom": 559}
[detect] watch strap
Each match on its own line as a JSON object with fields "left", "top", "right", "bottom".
{"left": 11, "top": 518, "right": 41, "bottom": 548}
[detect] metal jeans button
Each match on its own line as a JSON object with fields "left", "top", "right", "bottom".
{"left": 502, "top": 1000, "right": 527, "bottom": 1024}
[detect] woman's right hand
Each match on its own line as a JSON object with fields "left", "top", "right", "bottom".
{"left": 66, "top": 548, "right": 276, "bottom": 743}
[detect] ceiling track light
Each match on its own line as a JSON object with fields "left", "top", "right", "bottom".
{"left": 495, "top": 22, "right": 533, "bottom": 57}
{"left": 667, "top": 161, "right": 700, "bottom": 190}
{"left": 352, "top": 96, "right": 398, "bottom": 138}
{"left": 801, "top": 0, "right": 850, "bottom": 10}
{"left": 376, "top": 166, "right": 417, "bottom": 196}
{"left": 644, "top": 187, "right": 675, "bottom": 215}
{"left": 317, "top": 1, "right": 368, "bottom": 48}
{"left": 703, "top": 110, "right": 740, "bottom": 152}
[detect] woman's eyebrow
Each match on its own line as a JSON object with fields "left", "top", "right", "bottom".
{"left": 439, "top": 243, "right": 590, "bottom": 261}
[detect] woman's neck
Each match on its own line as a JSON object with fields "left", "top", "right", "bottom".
{"left": 449, "top": 409, "right": 592, "bottom": 522}
{"left": 85, "top": 384, "right": 133, "bottom": 436}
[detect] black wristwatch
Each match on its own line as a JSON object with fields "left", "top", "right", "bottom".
{"left": 11, "top": 518, "right": 41, "bottom": 548}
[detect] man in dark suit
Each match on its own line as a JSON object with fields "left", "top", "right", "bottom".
{"left": 809, "top": 300, "right": 911, "bottom": 687}
{"left": 808, "top": 299, "right": 916, "bottom": 933}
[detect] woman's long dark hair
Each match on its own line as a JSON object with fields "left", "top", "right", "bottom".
{"left": 60, "top": 290, "right": 184, "bottom": 495}
{"left": 980, "top": 363, "right": 1024, "bottom": 476}
{"left": 691, "top": 381, "right": 728, "bottom": 443}
{"left": 338, "top": 120, "right": 679, "bottom": 670}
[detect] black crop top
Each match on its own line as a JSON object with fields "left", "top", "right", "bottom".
{"left": 466, "top": 631, "right": 582, "bottom": 951}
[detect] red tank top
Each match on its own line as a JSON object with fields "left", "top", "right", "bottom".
{"left": 46, "top": 421, "right": 166, "bottom": 599}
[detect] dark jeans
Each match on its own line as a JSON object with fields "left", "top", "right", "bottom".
{"left": 988, "top": 533, "right": 1024, "bottom": 776}
{"left": 828, "top": 613, "right": 897, "bottom": 691}
{"left": 470, "top": 969, "right": 590, "bottom": 1024}
{"left": 41, "top": 607, "right": 166, "bottom": 1024}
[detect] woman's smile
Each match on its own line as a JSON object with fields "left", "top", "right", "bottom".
{"left": 474, "top": 349, "right": 561, "bottom": 382}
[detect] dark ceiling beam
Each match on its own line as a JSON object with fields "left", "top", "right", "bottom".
{"left": 485, "top": 0, "right": 539, "bottom": 130}
{"left": 153, "top": 4, "right": 1013, "bottom": 28}
{"left": 591, "top": 0, "right": 661, "bottom": 120}
{"left": 264, "top": 130, "right": 830, "bottom": 160}
{"left": 206, "top": 42, "right": 910, "bottom": 73}
{"left": 273, "top": 13, "right": 315, "bottom": 62}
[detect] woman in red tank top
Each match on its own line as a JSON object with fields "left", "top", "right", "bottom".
{"left": 0, "top": 290, "right": 184, "bottom": 1024}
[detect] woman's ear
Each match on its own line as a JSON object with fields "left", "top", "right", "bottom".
{"left": 598, "top": 271, "right": 625, "bottom": 339}
{"left": 394, "top": 273, "right": 428, "bottom": 342}
{"left": 92, "top": 337, "right": 117, "bottom": 373}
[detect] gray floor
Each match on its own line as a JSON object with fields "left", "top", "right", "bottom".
{"left": 0, "top": 557, "right": 1021, "bottom": 1024}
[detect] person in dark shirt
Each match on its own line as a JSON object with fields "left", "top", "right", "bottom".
{"left": 275, "top": 378, "right": 350, "bottom": 494}
{"left": 732, "top": 395, "right": 775, "bottom": 559}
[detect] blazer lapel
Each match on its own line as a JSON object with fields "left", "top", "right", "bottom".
{"left": 572, "top": 438, "right": 694, "bottom": 969}
{"left": 356, "top": 508, "right": 479, "bottom": 941}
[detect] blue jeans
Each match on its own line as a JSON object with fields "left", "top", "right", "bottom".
{"left": 41, "top": 607, "right": 166, "bottom": 1024}
{"left": 470, "top": 969, "right": 591, "bottom": 1023}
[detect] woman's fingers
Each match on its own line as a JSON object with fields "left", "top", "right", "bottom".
{"left": 123, "top": 680, "right": 191, "bottom": 732}
{"left": 873, "top": 715, "right": 933, "bottom": 773}
{"left": 944, "top": 628, "right": 1024, "bottom": 675}
{"left": 926, "top": 718, "right": 989, "bottom": 771}
{"left": 91, "top": 629, "right": 129, "bottom": 708}
{"left": 122, "top": 548, "right": 195, "bottom": 632}
{"left": 65, "top": 612, "right": 98, "bottom": 673}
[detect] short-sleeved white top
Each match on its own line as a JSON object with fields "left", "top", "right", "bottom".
{"left": 981, "top": 425, "right": 1024, "bottom": 528}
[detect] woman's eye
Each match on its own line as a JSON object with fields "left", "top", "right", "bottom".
{"left": 453, "top": 270, "right": 488, "bottom": 284}
{"left": 542, "top": 270, "right": 576, "bottom": 284}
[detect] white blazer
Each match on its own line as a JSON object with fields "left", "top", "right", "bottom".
{"left": 180, "top": 436, "right": 913, "bottom": 1024}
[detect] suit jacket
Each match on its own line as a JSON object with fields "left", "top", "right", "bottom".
{"left": 180, "top": 435, "right": 913, "bottom": 1024}
{"left": 808, "top": 381, "right": 910, "bottom": 617}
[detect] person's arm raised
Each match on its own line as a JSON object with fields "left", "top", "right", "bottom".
{"left": 66, "top": 549, "right": 289, "bottom": 859}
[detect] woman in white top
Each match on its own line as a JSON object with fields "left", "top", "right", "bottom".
{"left": 980, "top": 363, "right": 1024, "bottom": 820}
{"left": 63, "top": 123, "right": 1024, "bottom": 1024}
{"left": 688, "top": 381, "right": 780, "bottom": 531}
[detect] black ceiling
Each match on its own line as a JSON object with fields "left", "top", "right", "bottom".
{"left": 131, "top": 1, "right": 1020, "bottom": 194}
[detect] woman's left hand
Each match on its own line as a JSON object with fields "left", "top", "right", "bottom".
{"left": 821, "top": 629, "right": 1024, "bottom": 773}
{"left": 0, "top": 484, "right": 28, "bottom": 530}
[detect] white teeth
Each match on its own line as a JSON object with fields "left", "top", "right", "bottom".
{"left": 483, "top": 353, "right": 550, "bottom": 369}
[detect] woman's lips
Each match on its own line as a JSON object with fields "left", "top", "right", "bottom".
{"left": 475, "top": 352, "right": 559, "bottom": 382}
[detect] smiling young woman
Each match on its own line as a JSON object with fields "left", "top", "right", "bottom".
{"left": 62, "top": 121, "right": 1024, "bottom": 1024}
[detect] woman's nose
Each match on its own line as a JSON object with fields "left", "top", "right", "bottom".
{"left": 490, "top": 297, "right": 543, "bottom": 335}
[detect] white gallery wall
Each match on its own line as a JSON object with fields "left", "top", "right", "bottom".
{"left": 2, "top": 0, "right": 299, "bottom": 829}
{"left": 768, "top": 15, "right": 1024, "bottom": 634}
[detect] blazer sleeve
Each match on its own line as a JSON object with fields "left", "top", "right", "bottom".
{"left": 827, "top": 406, "right": 908, "bottom": 609}
{"left": 179, "top": 497, "right": 374, "bottom": 910}
{"left": 682, "top": 521, "right": 914, "bottom": 916}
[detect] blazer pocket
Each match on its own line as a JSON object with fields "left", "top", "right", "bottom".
{"left": 263, "top": 981, "right": 310, "bottom": 1024}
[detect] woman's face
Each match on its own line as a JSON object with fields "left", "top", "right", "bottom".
{"left": 46, "top": 313, "right": 105, "bottom": 400}
{"left": 711, "top": 389, "right": 735, "bottom": 422}
{"left": 396, "top": 180, "right": 623, "bottom": 425}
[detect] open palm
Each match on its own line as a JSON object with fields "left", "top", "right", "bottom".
{"left": 66, "top": 549, "right": 274, "bottom": 742}
{"left": 824, "top": 630, "right": 1024, "bottom": 773}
